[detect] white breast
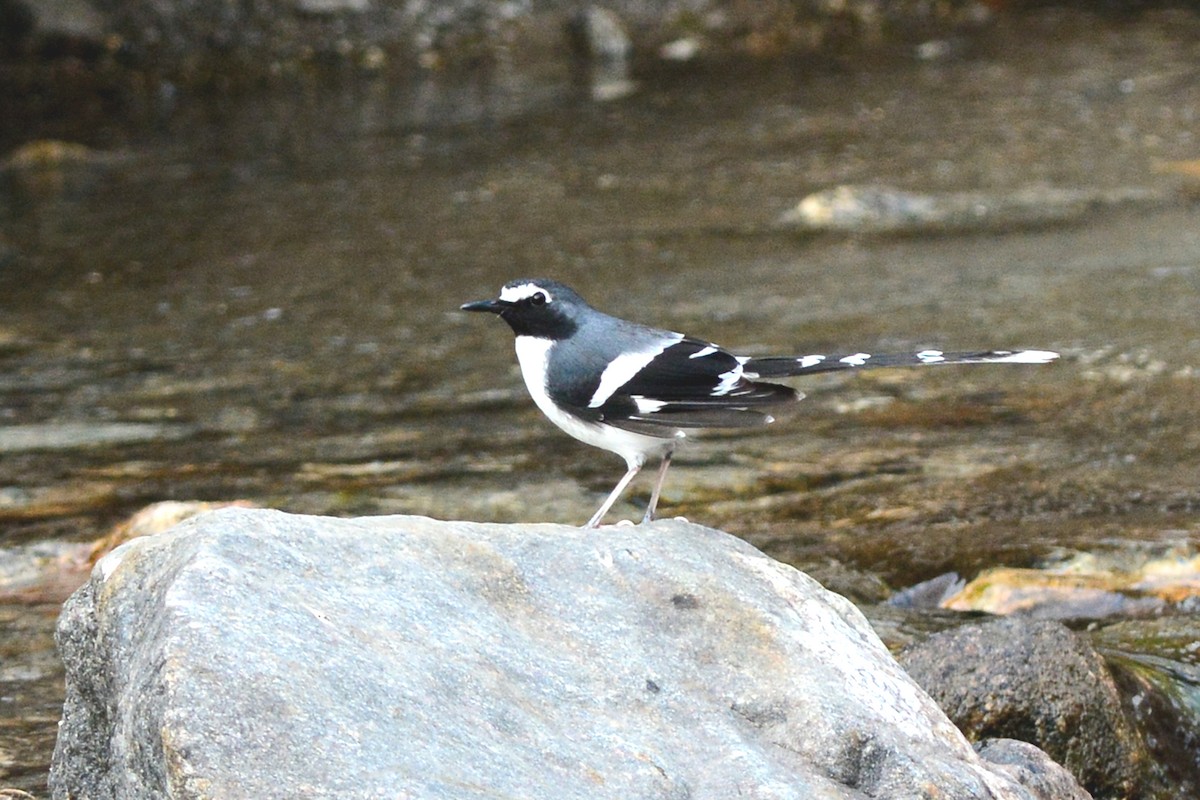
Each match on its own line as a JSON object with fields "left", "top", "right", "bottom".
{"left": 513, "top": 335, "right": 679, "bottom": 468}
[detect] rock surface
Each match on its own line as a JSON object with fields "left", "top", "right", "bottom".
{"left": 973, "top": 739, "right": 1102, "bottom": 800}
{"left": 51, "top": 509, "right": 1090, "bottom": 799}
{"left": 900, "top": 617, "right": 1148, "bottom": 799}
{"left": 777, "top": 184, "right": 1166, "bottom": 234}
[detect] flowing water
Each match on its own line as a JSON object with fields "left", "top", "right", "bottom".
{"left": 2, "top": 9, "right": 1200, "bottom": 795}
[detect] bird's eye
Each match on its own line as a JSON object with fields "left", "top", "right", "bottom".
{"left": 530, "top": 292, "right": 548, "bottom": 306}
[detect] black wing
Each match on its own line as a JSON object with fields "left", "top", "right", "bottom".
{"left": 587, "top": 338, "right": 800, "bottom": 433}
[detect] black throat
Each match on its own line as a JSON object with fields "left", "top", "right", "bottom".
{"left": 501, "top": 307, "right": 579, "bottom": 340}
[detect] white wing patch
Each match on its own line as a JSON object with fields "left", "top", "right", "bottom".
{"left": 983, "top": 350, "right": 1059, "bottom": 364}
{"left": 633, "top": 396, "right": 667, "bottom": 414}
{"left": 500, "top": 282, "right": 553, "bottom": 303}
{"left": 713, "top": 364, "right": 744, "bottom": 396}
{"left": 588, "top": 335, "right": 683, "bottom": 408}
{"left": 840, "top": 353, "right": 871, "bottom": 367}
{"left": 797, "top": 354, "right": 826, "bottom": 369}
{"left": 689, "top": 344, "right": 720, "bottom": 359}
{"left": 917, "top": 349, "right": 945, "bottom": 363}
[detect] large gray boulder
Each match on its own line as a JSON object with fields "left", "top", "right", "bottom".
{"left": 51, "top": 509, "right": 1089, "bottom": 800}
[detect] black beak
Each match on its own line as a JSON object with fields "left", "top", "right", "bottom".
{"left": 461, "top": 298, "right": 507, "bottom": 314}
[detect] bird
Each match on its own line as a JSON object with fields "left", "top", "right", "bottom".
{"left": 462, "top": 278, "right": 1059, "bottom": 528}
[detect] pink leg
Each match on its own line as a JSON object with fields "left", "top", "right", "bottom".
{"left": 585, "top": 462, "right": 641, "bottom": 528}
{"left": 642, "top": 449, "right": 674, "bottom": 523}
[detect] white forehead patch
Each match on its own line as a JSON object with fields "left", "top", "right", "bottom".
{"left": 499, "top": 283, "right": 553, "bottom": 303}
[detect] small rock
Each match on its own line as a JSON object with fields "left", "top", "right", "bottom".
{"left": 943, "top": 547, "right": 1200, "bottom": 618}
{"left": 779, "top": 185, "right": 941, "bottom": 232}
{"left": 900, "top": 616, "right": 1149, "bottom": 799}
{"left": 942, "top": 567, "right": 1166, "bottom": 619}
{"left": 778, "top": 184, "right": 1166, "bottom": 235}
{"left": 975, "top": 739, "right": 1093, "bottom": 800}
{"left": 0, "top": 422, "right": 192, "bottom": 453}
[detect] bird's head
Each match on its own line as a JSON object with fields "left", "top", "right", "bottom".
{"left": 461, "top": 278, "right": 585, "bottom": 339}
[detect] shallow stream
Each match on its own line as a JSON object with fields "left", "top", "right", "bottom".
{"left": 2, "top": 8, "right": 1199, "bottom": 795}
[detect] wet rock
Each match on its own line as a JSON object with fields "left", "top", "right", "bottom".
{"left": 1093, "top": 616, "right": 1200, "bottom": 794}
{"left": 943, "top": 566, "right": 1166, "bottom": 619}
{"left": 778, "top": 184, "right": 1167, "bottom": 234}
{"left": 943, "top": 547, "right": 1200, "bottom": 619}
{"left": 0, "top": 422, "right": 192, "bottom": 453}
{"left": 782, "top": 184, "right": 940, "bottom": 233}
{"left": 974, "top": 739, "right": 1095, "bottom": 800}
{"left": 52, "top": 510, "right": 1085, "bottom": 800}
{"left": 900, "top": 616, "right": 1149, "bottom": 799}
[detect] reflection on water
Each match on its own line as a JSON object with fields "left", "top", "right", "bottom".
{"left": 2, "top": 8, "right": 1200, "bottom": 794}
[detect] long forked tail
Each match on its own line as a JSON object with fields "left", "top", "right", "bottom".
{"left": 743, "top": 349, "right": 1059, "bottom": 378}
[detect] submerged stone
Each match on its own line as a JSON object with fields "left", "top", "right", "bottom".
{"left": 778, "top": 184, "right": 1166, "bottom": 234}
{"left": 943, "top": 548, "right": 1200, "bottom": 619}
